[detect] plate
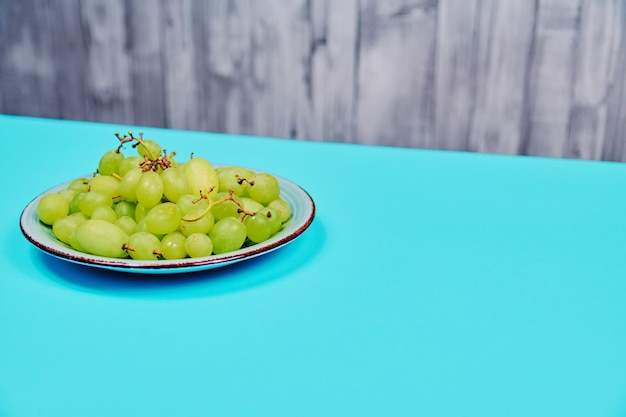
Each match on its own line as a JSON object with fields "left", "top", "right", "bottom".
{"left": 20, "top": 171, "right": 315, "bottom": 274}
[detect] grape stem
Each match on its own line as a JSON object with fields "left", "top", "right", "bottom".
{"left": 182, "top": 190, "right": 255, "bottom": 222}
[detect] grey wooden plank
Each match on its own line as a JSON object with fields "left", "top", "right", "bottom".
{"left": 80, "top": 0, "right": 133, "bottom": 124}
{"left": 355, "top": 0, "right": 438, "bottom": 148}
{"left": 522, "top": 0, "right": 582, "bottom": 158}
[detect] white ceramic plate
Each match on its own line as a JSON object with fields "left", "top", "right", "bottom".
{"left": 20, "top": 171, "right": 315, "bottom": 274}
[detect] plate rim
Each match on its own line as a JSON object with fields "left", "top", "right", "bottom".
{"left": 20, "top": 170, "right": 315, "bottom": 273}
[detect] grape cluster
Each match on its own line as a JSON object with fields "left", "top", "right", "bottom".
{"left": 36, "top": 132, "right": 292, "bottom": 260}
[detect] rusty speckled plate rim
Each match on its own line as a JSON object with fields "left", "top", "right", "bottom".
{"left": 20, "top": 170, "right": 315, "bottom": 274}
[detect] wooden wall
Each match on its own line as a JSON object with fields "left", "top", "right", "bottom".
{"left": 1, "top": 0, "right": 626, "bottom": 160}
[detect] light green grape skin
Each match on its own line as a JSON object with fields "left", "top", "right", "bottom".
{"left": 243, "top": 213, "right": 272, "bottom": 243}
{"left": 135, "top": 217, "right": 164, "bottom": 240}
{"left": 184, "top": 233, "right": 213, "bottom": 258}
{"left": 78, "top": 190, "right": 113, "bottom": 217}
{"left": 67, "top": 178, "right": 89, "bottom": 193}
{"left": 184, "top": 157, "right": 219, "bottom": 199}
{"left": 114, "top": 201, "right": 136, "bottom": 219}
{"left": 248, "top": 173, "right": 280, "bottom": 204}
{"left": 52, "top": 214, "right": 86, "bottom": 245}
{"left": 37, "top": 193, "right": 70, "bottom": 225}
{"left": 134, "top": 203, "right": 149, "bottom": 223}
{"left": 161, "top": 166, "right": 190, "bottom": 203}
{"left": 68, "top": 230, "right": 86, "bottom": 252}
{"left": 98, "top": 149, "right": 124, "bottom": 176}
{"left": 58, "top": 189, "right": 77, "bottom": 203}
{"left": 176, "top": 194, "right": 209, "bottom": 215}
{"left": 137, "top": 139, "right": 162, "bottom": 159}
{"left": 89, "top": 175, "right": 122, "bottom": 201}
{"left": 210, "top": 192, "right": 244, "bottom": 220}
{"left": 180, "top": 207, "right": 214, "bottom": 236}
{"left": 74, "top": 219, "right": 128, "bottom": 258}
{"left": 119, "top": 167, "right": 142, "bottom": 202}
{"left": 268, "top": 199, "right": 291, "bottom": 223}
{"left": 209, "top": 217, "right": 247, "bottom": 254}
{"left": 118, "top": 155, "right": 143, "bottom": 177}
{"left": 91, "top": 206, "right": 117, "bottom": 223}
{"left": 143, "top": 202, "right": 182, "bottom": 235}
{"left": 216, "top": 167, "right": 249, "bottom": 196}
{"left": 115, "top": 216, "right": 137, "bottom": 236}
{"left": 258, "top": 207, "right": 282, "bottom": 234}
{"left": 240, "top": 197, "right": 264, "bottom": 215}
{"left": 161, "top": 232, "right": 188, "bottom": 260}
{"left": 69, "top": 192, "right": 86, "bottom": 214}
{"left": 136, "top": 170, "right": 164, "bottom": 209}
{"left": 126, "top": 232, "right": 162, "bottom": 260}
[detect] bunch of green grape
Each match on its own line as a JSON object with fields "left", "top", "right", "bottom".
{"left": 36, "top": 132, "right": 292, "bottom": 260}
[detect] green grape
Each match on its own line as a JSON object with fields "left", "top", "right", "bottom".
{"left": 52, "top": 213, "right": 86, "bottom": 244}
{"left": 143, "top": 202, "right": 182, "bottom": 235}
{"left": 91, "top": 206, "right": 117, "bottom": 223}
{"left": 176, "top": 194, "right": 209, "bottom": 214}
{"left": 216, "top": 167, "right": 250, "bottom": 196}
{"left": 180, "top": 207, "right": 214, "bottom": 236}
{"left": 98, "top": 149, "right": 124, "bottom": 176}
{"left": 69, "top": 192, "right": 86, "bottom": 214}
{"left": 209, "top": 217, "right": 247, "bottom": 254}
{"left": 67, "top": 178, "right": 89, "bottom": 193}
{"left": 74, "top": 219, "right": 128, "bottom": 258}
{"left": 78, "top": 189, "right": 113, "bottom": 217}
{"left": 258, "top": 207, "right": 282, "bottom": 234}
{"left": 161, "top": 166, "right": 190, "bottom": 203}
{"left": 161, "top": 232, "right": 188, "bottom": 260}
{"left": 268, "top": 198, "right": 291, "bottom": 223}
{"left": 58, "top": 189, "right": 77, "bottom": 203}
{"left": 89, "top": 175, "right": 122, "bottom": 203}
{"left": 210, "top": 192, "right": 244, "bottom": 220}
{"left": 134, "top": 203, "right": 149, "bottom": 223}
{"left": 118, "top": 155, "right": 143, "bottom": 176}
{"left": 126, "top": 232, "right": 162, "bottom": 260}
{"left": 115, "top": 215, "right": 137, "bottom": 236}
{"left": 240, "top": 197, "right": 264, "bottom": 214}
{"left": 136, "top": 170, "right": 164, "bottom": 209}
{"left": 247, "top": 173, "right": 280, "bottom": 204}
{"left": 119, "top": 167, "right": 142, "bottom": 202}
{"left": 243, "top": 213, "right": 272, "bottom": 243}
{"left": 137, "top": 139, "right": 162, "bottom": 159}
{"left": 184, "top": 157, "right": 219, "bottom": 199}
{"left": 184, "top": 233, "right": 213, "bottom": 258}
{"left": 37, "top": 193, "right": 70, "bottom": 225}
{"left": 68, "top": 230, "right": 86, "bottom": 252}
{"left": 114, "top": 201, "right": 136, "bottom": 219}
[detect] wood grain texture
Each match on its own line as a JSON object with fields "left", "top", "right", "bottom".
{"left": 1, "top": 0, "right": 626, "bottom": 160}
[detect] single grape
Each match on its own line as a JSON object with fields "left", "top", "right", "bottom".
{"left": 126, "top": 232, "right": 163, "bottom": 260}
{"left": 134, "top": 203, "right": 149, "bottom": 223}
{"left": 247, "top": 173, "right": 280, "bottom": 204}
{"left": 119, "top": 167, "right": 143, "bottom": 202}
{"left": 210, "top": 192, "right": 244, "bottom": 220}
{"left": 161, "top": 166, "right": 190, "bottom": 203}
{"left": 216, "top": 167, "right": 250, "bottom": 196}
{"left": 69, "top": 192, "right": 86, "bottom": 213}
{"left": 115, "top": 215, "right": 137, "bottom": 236}
{"left": 143, "top": 202, "right": 182, "bottom": 235}
{"left": 90, "top": 206, "right": 117, "bottom": 223}
{"left": 67, "top": 178, "right": 89, "bottom": 193}
{"left": 74, "top": 219, "right": 128, "bottom": 258}
{"left": 118, "top": 155, "right": 143, "bottom": 176}
{"left": 37, "top": 193, "right": 70, "bottom": 225}
{"left": 52, "top": 213, "right": 86, "bottom": 244}
{"left": 98, "top": 149, "right": 124, "bottom": 176}
{"left": 114, "top": 201, "right": 136, "bottom": 219}
{"left": 176, "top": 194, "right": 209, "bottom": 215}
{"left": 180, "top": 207, "right": 214, "bottom": 236}
{"left": 184, "top": 157, "right": 219, "bottom": 199}
{"left": 78, "top": 189, "right": 113, "bottom": 217}
{"left": 209, "top": 217, "right": 247, "bottom": 254}
{"left": 136, "top": 170, "right": 164, "bottom": 209}
{"left": 184, "top": 233, "right": 213, "bottom": 258}
{"left": 89, "top": 175, "right": 122, "bottom": 201}
{"left": 239, "top": 197, "right": 264, "bottom": 214}
{"left": 161, "top": 232, "right": 188, "bottom": 260}
{"left": 258, "top": 206, "right": 282, "bottom": 234}
{"left": 243, "top": 213, "right": 272, "bottom": 243}
{"left": 268, "top": 198, "right": 291, "bottom": 223}
{"left": 137, "top": 139, "right": 162, "bottom": 159}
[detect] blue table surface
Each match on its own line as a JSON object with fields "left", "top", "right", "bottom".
{"left": 1, "top": 114, "right": 626, "bottom": 416}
